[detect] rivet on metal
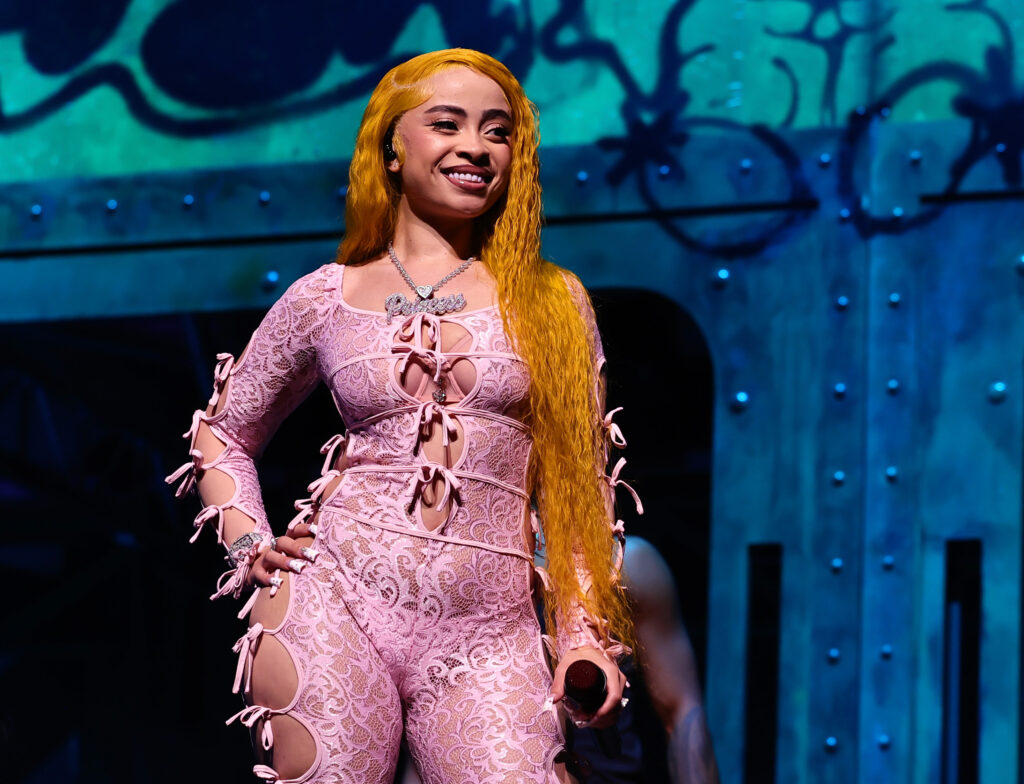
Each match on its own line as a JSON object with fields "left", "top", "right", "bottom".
{"left": 888, "top": 292, "right": 901, "bottom": 307}
{"left": 1017, "top": 255, "right": 1024, "bottom": 275}
{"left": 855, "top": 105, "right": 867, "bottom": 116}
{"left": 106, "top": 198, "right": 118, "bottom": 213}
{"left": 882, "top": 554, "right": 895, "bottom": 570}
{"left": 833, "top": 382, "right": 847, "bottom": 398}
{"left": 576, "top": 170, "right": 589, "bottom": 185}
{"left": 835, "top": 295, "right": 849, "bottom": 310}
{"left": 909, "top": 149, "right": 922, "bottom": 165}
{"left": 838, "top": 207, "right": 851, "bottom": 222}
{"left": 715, "top": 268, "right": 730, "bottom": 286}
{"left": 880, "top": 644, "right": 894, "bottom": 659}
{"left": 988, "top": 381, "right": 1007, "bottom": 403}
{"left": 658, "top": 164, "right": 671, "bottom": 178}
{"left": 879, "top": 105, "right": 892, "bottom": 118}
{"left": 828, "top": 648, "right": 841, "bottom": 663}
{"left": 263, "top": 270, "right": 280, "bottom": 291}
{"left": 831, "top": 557, "right": 844, "bottom": 573}
{"left": 30, "top": 204, "right": 43, "bottom": 218}
{"left": 878, "top": 734, "right": 891, "bottom": 750}
{"left": 885, "top": 465, "right": 899, "bottom": 482}
{"left": 995, "top": 142, "right": 1007, "bottom": 155}
{"left": 832, "top": 470, "right": 846, "bottom": 486}
{"left": 731, "top": 391, "right": 749, "bottom": 412}
{"left": 739, "top": 158, "right": 753, "bottom": 174}
{"left": 259, "top": 190, "right": 271, "bottom": 204}
{"left": 824, "top": 736, "right": 839, "bottom": 752}
{"left": 887, "top": 378, "right": 900, "bottom": 394}
{"left": 818, "top": 153, "right": 832, "bottom": 168}
{"left": 892, "top": 206, "right": 904, "bottom": 219}
{"left": 183, "top": 194, "right": 195, "bottom": 208}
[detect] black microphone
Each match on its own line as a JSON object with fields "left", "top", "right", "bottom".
{"left": 563, "top": 660, "right": 622, "bottom": 758}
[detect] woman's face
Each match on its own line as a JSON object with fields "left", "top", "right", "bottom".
{"left": 388, "top": 66, "right": 514, "bottom": 224}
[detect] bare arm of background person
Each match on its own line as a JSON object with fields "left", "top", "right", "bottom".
{"left": 625, "top": 537, "right": 721, "bottom": 784}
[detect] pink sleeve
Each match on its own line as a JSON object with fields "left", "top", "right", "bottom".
{"left": 164, "top": 266, "right": 333, "bottom": 608}
{"left": 547, "top": 272, "right": 640, "bottom": 663}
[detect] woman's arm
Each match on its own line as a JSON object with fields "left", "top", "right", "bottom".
{"left": 546, "top": 271, "right": 640, "bottom": 728}
{"left": 165, "top": 266, "right": 334, "bottom": 613}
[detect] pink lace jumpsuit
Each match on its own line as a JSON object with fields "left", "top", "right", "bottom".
{"left": 166, "top": 262, "right": 634, "bottom": 783}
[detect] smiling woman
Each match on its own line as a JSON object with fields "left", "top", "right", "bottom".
{"left": 167, "top": 48, "right": 636, "bottom": 784}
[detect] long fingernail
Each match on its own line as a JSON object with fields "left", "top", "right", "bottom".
{"left": 288, "top": 559, "right": 306, "bottom": 573}
{"left": 269, "top": 585, "right": 279, "bottom": 597}
{"left": 308, "top": 523, "right": 318, "bottom": 535}
{"left": 300, "top": 547, "right": 319, "bottom": 562}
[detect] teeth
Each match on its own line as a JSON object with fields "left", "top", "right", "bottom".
{"left": 446, "top": 171, "right": 484, "bottom": 183}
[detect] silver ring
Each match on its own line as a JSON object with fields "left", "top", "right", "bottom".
{"left": 270, "top": 536, "right": 280, "bottom": 552}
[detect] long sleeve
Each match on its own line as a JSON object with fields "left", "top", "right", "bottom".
{"left": 165, "top": 266, "right": 333, "bottom": 609}
{"left": 545, "top": 272, "right": 642, "bottom": 663}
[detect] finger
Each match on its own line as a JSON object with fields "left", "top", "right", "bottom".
{"left": 273, "top": 535, "right": 319, "bottom": 562}
{"left": 261, "top": 550, "right": 308, "bottom": 574}
{"left": 287, "top": 520, "right": 319, "bottom": 538}
{"left": 248, "top": 560, "right": 273, "bottom": 588}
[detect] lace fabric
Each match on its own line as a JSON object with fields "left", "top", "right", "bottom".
{"left": 166, "top": 262, "right": 635, "bottom": 783}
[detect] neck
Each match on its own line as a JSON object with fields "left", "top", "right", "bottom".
{"left": 391, "top": 199, "right": 480, "bottom": 267}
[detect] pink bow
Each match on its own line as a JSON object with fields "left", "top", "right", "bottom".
{"left": 225, "top": 703, "right": 275, "bottom": 750}
{"left": 602, "top": 407, "right": 627, "bottom": 448}
{"left": 319, "top": 433, "right": 346, "bottom": 474}
{"left": 190, "top": 504, "right": 225, "bottom": 544}
{"left": 415, "top": 400, "right": 459, "bottom": 448}
{"left": 164, "top": 448, "right": 205, "bottom": 498}
{"left": 393, "top": 312, "right": 447, "bottom": 381}
{"left": 231, "top": 622, "right": 264, "bottom": 694}
{"left": 410, "top": 463, "right": 462, "bottom": 514}
{"left": 208, "top": 352, "right": 236, "bottom": 408}
{"left": 253, "top": 764, "right": 280, "bottom": 782}
{"left": 607, "top": 457, "right": 644, "bottom": 515}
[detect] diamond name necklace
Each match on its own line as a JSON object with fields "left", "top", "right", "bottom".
{"left": 384, "top": 241, "right": 477, "bottom": 323}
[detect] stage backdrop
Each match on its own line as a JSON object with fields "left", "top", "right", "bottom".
{"left": 1, "top": 2, "right": 1022, "bottom": 783}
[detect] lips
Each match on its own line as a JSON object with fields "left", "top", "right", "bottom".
{"left": 441, "top": 166, "right": 493, "bottom": 183}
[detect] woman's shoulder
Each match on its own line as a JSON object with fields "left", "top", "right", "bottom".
{"left": 278, "top": 261, "right": 344, "bottom": 304}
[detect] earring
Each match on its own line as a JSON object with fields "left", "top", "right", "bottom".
{"left": 384, "top": 139, "right": 397, "bottom": 161}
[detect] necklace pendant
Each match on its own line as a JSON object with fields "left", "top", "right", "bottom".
{"left": 415, "top": 284, "right": 434, "bottom": 300}
{"left": 432, "top": 385, "right": 447, "bottom": 404}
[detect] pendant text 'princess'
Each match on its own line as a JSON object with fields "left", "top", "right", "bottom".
{"left": 385, "top": 292, "right": 468, "bottom": 323}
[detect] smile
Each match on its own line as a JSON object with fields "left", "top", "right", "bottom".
{"left": 444, "top": 171, "right": 489, "bottom": 190}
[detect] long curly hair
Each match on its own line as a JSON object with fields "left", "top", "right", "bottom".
{"left": 334, "top": 48, "right": 634, "bottom": 657}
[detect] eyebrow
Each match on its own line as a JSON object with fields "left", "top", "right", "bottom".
{"left": 423, "top": 104, "right": 513, "bottom": 123}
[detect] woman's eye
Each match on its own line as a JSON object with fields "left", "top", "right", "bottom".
{"left": 487, "top": 126, "right": 511, "bottom": 139}
{"left": 431, "top": 120, "right": 458, "bottom": 131}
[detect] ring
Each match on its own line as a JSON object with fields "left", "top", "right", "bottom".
{"left": 620, "top": 697, "right": 630, "bottom": 709}
{"left": 270, "top": 537, "right": 280, "bottom": 552}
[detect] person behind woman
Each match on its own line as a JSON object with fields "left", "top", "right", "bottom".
{"left": 166, "top": 48, "right": 635, "bottom": 784}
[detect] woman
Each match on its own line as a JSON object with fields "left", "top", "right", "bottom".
{"left": 166, "top": 48, "right": 637, "bottom": 784}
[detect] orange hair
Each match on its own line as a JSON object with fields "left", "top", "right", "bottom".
{"left": 334, "top": 48, "right": 634, "bottom": 656}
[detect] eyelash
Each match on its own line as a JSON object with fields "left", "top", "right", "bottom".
{"left": 430, "top": 120, "right": 510, "bottom": 139}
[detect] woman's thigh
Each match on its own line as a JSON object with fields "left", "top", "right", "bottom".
{"left": 236, "top": 559, "right": 404, "bottom": 783}
{"left": 402, "top": 610, "right": 566, "bottom": 784}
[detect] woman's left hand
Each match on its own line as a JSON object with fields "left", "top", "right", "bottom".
{"left": 549, "top": 646, "right": 628, "bottom": 729}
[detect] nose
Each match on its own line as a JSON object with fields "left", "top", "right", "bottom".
{"left": 456, "top": 130, "right": 490, "bottom": 163}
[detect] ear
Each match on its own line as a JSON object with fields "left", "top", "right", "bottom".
{"left": 387, "top": 156, "right": 401, "bottom": 173}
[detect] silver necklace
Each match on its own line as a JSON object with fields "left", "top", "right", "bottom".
{"left": 384, "top": 242, "right": 476, "bottom": 323}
